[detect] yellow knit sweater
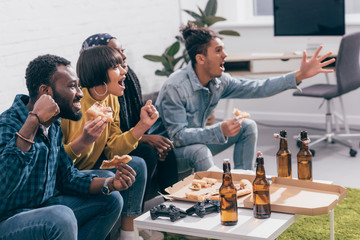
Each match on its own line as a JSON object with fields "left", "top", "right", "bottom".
{"left": 61, "top": 88, "right": 139, "bottom": 170}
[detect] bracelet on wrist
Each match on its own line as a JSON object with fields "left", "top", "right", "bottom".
{"left": 16, "top": 132, "right": 35, "bottom": 144}
{"left": 109, "top": 177, "right": 117, "bottom": 192}
{"left": 28, "top": 111, "right": 42, "bottom": 124}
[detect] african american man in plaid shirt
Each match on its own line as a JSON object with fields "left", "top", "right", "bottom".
{"left": 0, "top": 54, "right": 137, "bottom": 240}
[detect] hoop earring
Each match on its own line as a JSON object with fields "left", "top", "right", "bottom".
{"left": 93, "top": 82, "right": 108, "bottom": 97}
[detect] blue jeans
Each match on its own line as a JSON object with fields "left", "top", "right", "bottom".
{"left": 0, "top": 192, "right": 122, "bottom": 240}
{"left": 89, "top": 156, "right": 147, "bottom": 216}
{"left": 174, "top": 118, "right": 257, "bottom": 173}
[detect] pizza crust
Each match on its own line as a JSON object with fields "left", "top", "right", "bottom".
{"left": 100, "top": 155, "right": 132, "bottom": 169}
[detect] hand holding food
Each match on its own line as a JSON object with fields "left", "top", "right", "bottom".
{"left": 221, "top": 117, "right": 243, "bottom": 137}
{"left": 112, "top": 163, "right": 136, "bottom": 191}
{"left": 86, "top": 102, "right": 113, "bottom": 122}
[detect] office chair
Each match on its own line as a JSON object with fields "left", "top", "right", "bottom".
{"left": 293, "top": 32, "right": 360, "bottom": 157}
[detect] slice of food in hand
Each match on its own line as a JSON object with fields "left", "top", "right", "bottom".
{"left": 233, "top": 108, "right": 251, "bottom": 119}
{"left": 100, "top": 155, "right": 132, "bottom": 169}
{"left": 86, "top": 102, "right": 113, "bottom": 122}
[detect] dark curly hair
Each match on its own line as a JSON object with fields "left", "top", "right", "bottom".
{"left": 77, "top": 45, "right": 123, "bottom": 88}
{"left": 25, "top": 54, "right": 71, "bottom": 99}
{"left": 180, "top": 23, "right": 219, "bottom": 65}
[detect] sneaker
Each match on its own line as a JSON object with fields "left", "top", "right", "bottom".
{"left": 118, "top": 229, "right": 144, "bottom": 240}
{"left": 117, "top": 236, "right": 143, "bottom": 240}
{"left": 139, "top": 229, "right": 164, "bottom": 240}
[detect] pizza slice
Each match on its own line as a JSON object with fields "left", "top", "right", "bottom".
{"left": 86, "top": 102, "right": 113, "bottom": 122}
{"left": 233, "top": 108, "right": 251, "bottom": 119}
{"left": 100, "top": 155, "right": 132, "bottom": 169}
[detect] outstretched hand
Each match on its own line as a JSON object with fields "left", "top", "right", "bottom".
{"left": 295, "top": 46, "right": 336, "bottom": 83}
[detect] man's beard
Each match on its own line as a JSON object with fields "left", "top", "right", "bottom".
{"left": 52, "top": 89, "right": 82, "bottom": 121}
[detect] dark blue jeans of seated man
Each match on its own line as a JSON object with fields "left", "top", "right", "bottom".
{"left": 0, "top": 191, "right": 122, "bottom": 240}
{"left": 91, "top": 155, "right": 147, "bottom": 216}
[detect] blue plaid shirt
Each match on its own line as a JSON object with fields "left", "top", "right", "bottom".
{"left": 0, "top": 94, "right": 95, "bottom": 222}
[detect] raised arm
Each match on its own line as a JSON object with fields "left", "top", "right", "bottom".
{"left": 17, "top": 95, "right": 59, "bottom": 152}
{"left": 295, "top": 46, "right": 336, "bottom": 84}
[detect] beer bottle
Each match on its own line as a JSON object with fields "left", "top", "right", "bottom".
{"left": 297, "top": 131, "right": 313, "bottom": 181}
{"left": 276, "top": 130, "right": 292, "bottom": 178}
{"left": 220, "top": 159, "right": 238, "bottom": 226}
{"left": 253, "top": 151, "right": 271, "bottom": 219}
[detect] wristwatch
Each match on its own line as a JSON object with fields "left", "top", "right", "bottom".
{"left": 101, "top": 177, "right": 113, "bottom": 195}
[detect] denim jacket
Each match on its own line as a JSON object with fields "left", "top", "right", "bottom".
{"left": 150, "top": 64, "right": 297, "bottom": 147}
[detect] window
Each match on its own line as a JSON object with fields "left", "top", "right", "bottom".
{"left": 254, "top": 0, "right": 360, "bottom": 17}
{"left": 254, "top": 0, "right": 273, "bottom": 16}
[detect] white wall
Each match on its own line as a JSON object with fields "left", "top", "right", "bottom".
{"left": 1, "top": 0, "right": 360, "bottom": 127}
{"left": 209, "top": 0, "right": 360, "bottom": 126}
{"left": 0, "top": 0, "right": 181, "bottom": 112}
{"left": 211, "top": 23, "right": 360, "bottom": 126}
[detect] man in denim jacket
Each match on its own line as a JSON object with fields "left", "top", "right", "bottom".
{"left": 150, "top": 23, "right": 335, "bottom": 175}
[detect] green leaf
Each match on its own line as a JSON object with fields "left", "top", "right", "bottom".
{"left": 161, "top": 56, "right": 172, "bottom": 69}
{"left": 175, "top": 35, "right": 185, "bottom": 43}
{"left": 155, "top": 70, "right": 170, "bottom": 77}
{"left": 198, "top": 7, "right": 206, "bottom": 18}
{"left": 165, "top": 41, "right": 180, "bottom": 57}
{"left": 173, "top": 55, "right": 185, "bottom": 67}
{"left": 183, "top": 9, "right": 202, "bottom": 22}
{"left": 190, "top": 20, "right": 205, "bottom": 28}
{"left": 218, "top": 30, "right": 240, "bottom": 36}
{"left": 143, "top": 55, "right": 166, "bottom": 62}
{"left": 205, "top": 15, "right": 226, "bottom": 26}
{"left": 204, "top": 0, "right": 217, "bottom": 16}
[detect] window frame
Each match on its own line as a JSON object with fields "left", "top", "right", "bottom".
{"left": 214, "top": 0, "right": 360, "bottom": 28}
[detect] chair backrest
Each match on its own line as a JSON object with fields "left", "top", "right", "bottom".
{"left": 335, "top": 32, "right": 360, "bottom": 95}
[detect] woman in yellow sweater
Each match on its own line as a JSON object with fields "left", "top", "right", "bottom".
{"left": 61, "top": 45, "right": 159, "bottom": 240}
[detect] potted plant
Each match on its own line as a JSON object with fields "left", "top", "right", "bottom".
{"left": 143, "top": 0, "right": 240, "bottom": 77}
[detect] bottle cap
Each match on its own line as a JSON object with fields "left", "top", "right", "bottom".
{"left": 256, "top": 152, "right": 264, "bottom": 164}
{"left": 300, "top": 130, "right": 308, "bottom": 139}
{"left": 273, "top": 133, "right": 286, "bottom": 139}
{"left": 280, "top": 130, "right": 287, "bottom": 137}
{"left": 223, "top": 159, "right": 231, "bottom": 172}
{"left": 223, "top": 158, "right": 230, "bottom": 163}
